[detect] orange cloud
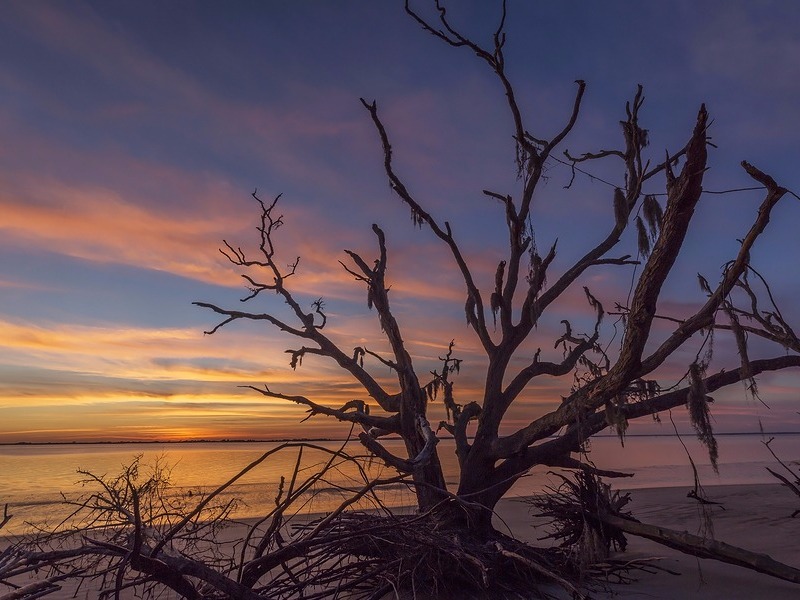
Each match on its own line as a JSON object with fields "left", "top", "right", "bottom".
{"left": 0, "top": 179, "right": 242, "bottom": 283}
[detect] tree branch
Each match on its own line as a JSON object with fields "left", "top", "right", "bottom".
{"left": 524, "top": 354, "right": 800, "bottom": 466}
{"left": 358, "top": 416, "right": 439, "bottom": 473}
{"left": 245, "top": 385, "right": 401, "bottom": 433}
{"left": 588, "top": 104, "right": 709, "bottom": 401}
{"left": 639, "top": 161, "right": 787, "bottom": 375}
{"left": 361, "top": 98, "right": 493, "bottom": 352}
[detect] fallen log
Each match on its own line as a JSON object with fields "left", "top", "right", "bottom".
{"left": 598, "top": 513, "right": 800, "bottom": 585}
{"left": 0, "top": 580, "right": 61, "bottom": 600}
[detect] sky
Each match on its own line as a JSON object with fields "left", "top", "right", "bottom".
{"left": 1, "top": 0, "right": 800, "bottom": 443}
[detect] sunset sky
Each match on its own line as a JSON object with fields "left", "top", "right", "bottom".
{"left": 2, "top": 1, "right": 800, "bottom": 443}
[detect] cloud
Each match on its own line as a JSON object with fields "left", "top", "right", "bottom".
{"left": 0, "top": 177, "right": 239, "bottom": 283}
{"left": 0, "top": 394, "right": 325, "bottom": 443}
{"left": 0, "top": 319, "right": 292, "bottom": 392}
{"left": 0, "top": 278, "right": 51, "bottom": 291}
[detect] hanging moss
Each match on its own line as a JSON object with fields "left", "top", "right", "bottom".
{"left": 605, "top": 395, "right": 629, "bottom": 445}
{"left": 613, "top": 188, "right": 628, "bottom": 228}
{"left": 687, "top": 362, "right": 719, "bottom": 472}
{"left": 642, "top": 194, "right": 663, "bottom": 237}
{"left": 635, "top": 215, "right": 650, "bottom": 257}
{"left": 725, "top": 305, "right": 762, "bottom": 404}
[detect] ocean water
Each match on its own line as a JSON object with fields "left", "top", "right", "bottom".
{"left": 1, "top": 434, "right": 797, "bottom": 536}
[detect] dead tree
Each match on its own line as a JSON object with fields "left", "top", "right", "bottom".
{"left": 196, "top": 0, "right": 800, "bottom": 536}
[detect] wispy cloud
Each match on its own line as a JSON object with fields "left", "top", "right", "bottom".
{"left": 1, "top": 177, "right": 240, "bottom": 283}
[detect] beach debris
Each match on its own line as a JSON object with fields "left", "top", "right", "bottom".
{"left": 528, "top": 471, "right": 634, "bottom": 564}
{"left": 596, "top": 511, "right": 800, "bottom": 585}
{"left": 5, "top": 443, "right": 800, "bottom": 599}
{"left": 528, "top": 470, "right": 800, "bottom": 589}
{"left": 763, "top": 436, "right": 800, "bottom": 518}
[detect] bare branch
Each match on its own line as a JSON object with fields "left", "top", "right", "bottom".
{"left": 192, "top": 302, "right": 307, "bottom": 338}
{"left": 245, "top": 385, "right": 401, "bottom": 432}
{"left": 361, "top": 98, "right": 493, "bottom": 351}
{"left": 521, "top": 88, "right": 655, "bottom": 330}
{"left": 542, "top": 80, "right": 587, "bottom": 161}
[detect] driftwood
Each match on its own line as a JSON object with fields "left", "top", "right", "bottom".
{"left": 764, "top": 436, "right": 800, "bottom": 517}
{"left": 1, "top": 443, "right": 422, "bottom": 600}
{"left": 597, "top": 513, "right": 800, "bottom": 585}
{"left": 530, "top": 471, "right": 800, "bottom": 592}
{"left": 0, "top": 581, "right": 62, "bottom": 600}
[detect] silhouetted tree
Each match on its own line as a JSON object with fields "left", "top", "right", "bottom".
{"left": 197, "top": 0, "right": 800, "bottom": 535}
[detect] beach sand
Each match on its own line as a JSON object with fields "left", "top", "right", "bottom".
{"left": 3, "top": 483, "right": 798, "bottom": 598}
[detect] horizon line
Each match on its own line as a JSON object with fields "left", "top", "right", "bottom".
{"left": 2, "top": 431, "right": 799, "bottom": 446}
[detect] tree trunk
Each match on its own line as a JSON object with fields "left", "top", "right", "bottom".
{"left": 453, "top": 453, "right": 520, "bottom": 536}
{"left": 410, "top": 451, "right": 448, "bottom": 512}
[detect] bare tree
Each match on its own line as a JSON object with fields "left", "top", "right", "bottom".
{"left": 196, "top": 0, "right": 800, "bottom": 536}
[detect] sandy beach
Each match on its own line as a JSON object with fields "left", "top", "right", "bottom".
{"left": 3, "top": 483, "right": 798, "bottom": 599}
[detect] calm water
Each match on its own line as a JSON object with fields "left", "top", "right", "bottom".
{"left": 1, "top": 434, "right": 796, "bottom": 536}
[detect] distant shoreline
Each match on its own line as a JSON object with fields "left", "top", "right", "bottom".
{"left": 2, "top": 430, "right": 799, "bottom": 446}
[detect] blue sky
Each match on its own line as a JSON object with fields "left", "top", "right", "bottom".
{"left": 1, "top": 1, "right": 799, "bottom": 442}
